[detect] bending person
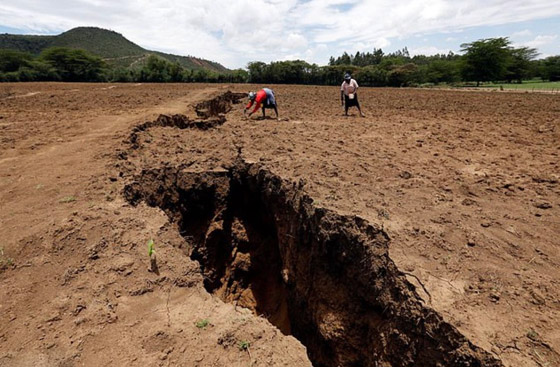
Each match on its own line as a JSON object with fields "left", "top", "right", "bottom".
{"left": 244, "top": 88, "right": 279, "bottom": 119}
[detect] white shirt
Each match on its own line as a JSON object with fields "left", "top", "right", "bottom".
{"left": 341, "top": 79, "right": 359, "bottom": 96}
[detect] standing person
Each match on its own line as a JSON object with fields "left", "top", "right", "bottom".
{"left": 244, "top": 88, "right": 279, "bottom": 119}
{"left": 340, "top": 73, "right": 365, "bottom": 117}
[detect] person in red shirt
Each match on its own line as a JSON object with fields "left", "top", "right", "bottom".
{"left": 244, "top": 88, "right": 279, "bottom": 119}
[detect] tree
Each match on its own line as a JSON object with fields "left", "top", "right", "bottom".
{"left": 192, "top": 68, "right": 210, "bottom": 82}
{"left": 426, "top": 60, "right": 461, "bottom": 84}
{"left": 542, "top": 56, "right": 560, "bottom": 81}
{"left": 372, "top": 48, "right": 384, "bottom": 64}
{"left": 356, "top": 65, "right": 388, "bottom": 86}
{"left": 40, "top": 47, "right": 106, "bottom": 82}
{"left": 229, "top": 69, "right": 249, "bottom": 83}
{"left": 109, "top": 67, "right": 133, "bottom": 82}
{"left": 320, "top": 65, "right": 347, "bottom": 85}
{"left": 460, "top": 37, "right": 511, "bottom": 86}
{"left": 506, "top": 47, "right": 538, "bottom": 83}
{"left": 141, "top": 55, "right": 172, "bottom": 82}
{"left": 247, "top": 61, "right": 267, "bottom": 83}
{"left": 387, "top": 63, "right": 418, "bottom": 87}
{"left": 354, "top": 51, "right": 366, "bottom": 66}
{"left": 168, "top": 62, "right": 184, "bottom": 82}
{"left": 339, "top": 52, "right": 352, "bottom": 65}
{"left": 0, "top": 49, "right": 33, "bottom": 72}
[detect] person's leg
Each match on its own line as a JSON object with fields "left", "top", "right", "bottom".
{"left": 273, "top": 104, "right": 278, "bottom": 118}
{"left": 268, "top": 90, "right": 276, "bottom": 106}
{"left": 262, "top": 105, "right": 266, "bottom": 118}
{"left": 355, "top": 100, "right": 365, "bottom": 117}
{"left": 354, "top": 94, "right": 365, "bottom": 117}
{"left": 344, "top": 95, "right": 349, "bottom": 115}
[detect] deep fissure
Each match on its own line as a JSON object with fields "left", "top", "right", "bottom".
{"left": 124, "top": 162, "right": 503, "bottom": 367}
{"left": 128, "top": 91, "right": 246, "bottom": 148}
{"left": 195, "top": 91, "right": 247, "bottom": 119}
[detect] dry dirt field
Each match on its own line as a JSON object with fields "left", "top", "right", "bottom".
{"left": 0, "top": 82, "right": 558, "bottom": 367}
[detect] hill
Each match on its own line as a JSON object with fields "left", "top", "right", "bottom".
{"left": 0, "top": 27, "right": 228, "bottom": 72}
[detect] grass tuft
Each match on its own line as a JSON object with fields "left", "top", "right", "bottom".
{"left": 238, "top": 340, "right": 250, "bottom": 351}
{"left": 59, "top": 196, "right": 76, "bottom": 203}
{"left": 0, "top": 247, "right": 14, "bottom": 270}
{"left": 195, "top": 319, "right": 210, "bottom": 329}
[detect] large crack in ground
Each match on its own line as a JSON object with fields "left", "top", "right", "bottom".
{"left": 128, "top": 91, "right": 246, "bottom": 148}
{"left": 124, "top": 161, "right": 503, "bottom": 367}
{"left": 194, "top": 91, "right": 247, "bottom": 119}
{"left": 122, "top": 91, "right": 503, "bottom": 366}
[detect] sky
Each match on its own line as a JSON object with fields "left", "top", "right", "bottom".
{"left": 1, "top": 1, "right": 559, "bottom": 69}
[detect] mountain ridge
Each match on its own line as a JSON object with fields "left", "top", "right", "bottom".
{"left": 0, "top": 26, "right": 228, "bottom": 72}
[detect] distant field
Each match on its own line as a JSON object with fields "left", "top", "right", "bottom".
{"left": 479, "top": 80, "right": 560, "bottom": 90}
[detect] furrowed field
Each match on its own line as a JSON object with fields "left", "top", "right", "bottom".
{"left": 0, "top": 83, "right": 558, "bottom": 367}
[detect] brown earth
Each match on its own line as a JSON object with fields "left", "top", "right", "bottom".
{"left": 0, "top": 82, "right": 559, "bottom": 367}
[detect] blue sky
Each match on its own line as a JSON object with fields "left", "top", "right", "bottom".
{"left": 1, "top": 1, "right": 559, "bottom": 68}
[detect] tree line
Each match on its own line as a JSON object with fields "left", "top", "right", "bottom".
{"left": 0, "top": 47, "right": 248, "bottom": 83}
{"left": 252, "top": 38, "right": 559, "bottom": 87}
{"left": 1, "top": 37, "right": 559, "bottom": 85}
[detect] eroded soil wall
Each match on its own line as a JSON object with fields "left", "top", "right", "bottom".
{"left": 124, "top": 161, "right": 503, "bottom": 367}
{"left": 195, "top": 91, "right": 247, "bottom": 119}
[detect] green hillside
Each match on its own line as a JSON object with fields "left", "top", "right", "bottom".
{"left": 0, "top": 34, "right": 55, "bottom": 54}
{"left": 50, "top": 27, "right": 145, "bottom": 58}
{"left": 0, "top": 27, "right": 228, "bottom": 72}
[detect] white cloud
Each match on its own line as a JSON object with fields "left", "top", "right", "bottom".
{"left": 520, "top": 34, "right": 558, "bottom": 48}
{"left": 286, "top": 33, "right": 308, "bottom": 50}
{"left": 1, "top": 1, "right": 560, "bottom": 68}
{"left": 303, "top": 44, "right": 329, "bottom": 64}
{"left": 373, "top": 37, "right": 391, "bottom": 49}
{"left": 293, "top": 0, "right": 560, "bottom": 45}
{"left": 511, "top": 29, "right": 533, "bottom": 38}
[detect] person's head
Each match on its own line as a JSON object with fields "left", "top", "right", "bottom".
{"left": 344, "top": 73, "right": 351, "bottom": 83}
{"left": 248, "top": 92, "right": 256, "bottom": 101}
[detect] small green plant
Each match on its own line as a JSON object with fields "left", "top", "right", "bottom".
{"left": 195, "top": 319, "right": 210, "bottom": 329}
{"left": 527, "top": 328, "right": 538, "bottom": 340}
{"left": 59, "top": 196, "right": 76, "bottom": 203}
{"left": 147, "top": 239, "right": 159, "bottom": 274}
{"left": 0, "top": 247, "right": 14, "bottom": 270}
{"left": 238, "top": 340, "right": 250, "bottom": 351}
{"left": 148, "top": 239, "right": 155, "bottom": 257}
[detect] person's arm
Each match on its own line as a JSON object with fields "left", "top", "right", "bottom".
{"left": 353, "top": 80, "right": 359, "bottom": 92}
{"left": 244, "top": 101, "right": 253, "bottom": 115}
{"left": 340, "top": 83, "right": 345, "bottom": 105}
{"left": 249, "top": 101, "right": 262, "bottom": 115}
